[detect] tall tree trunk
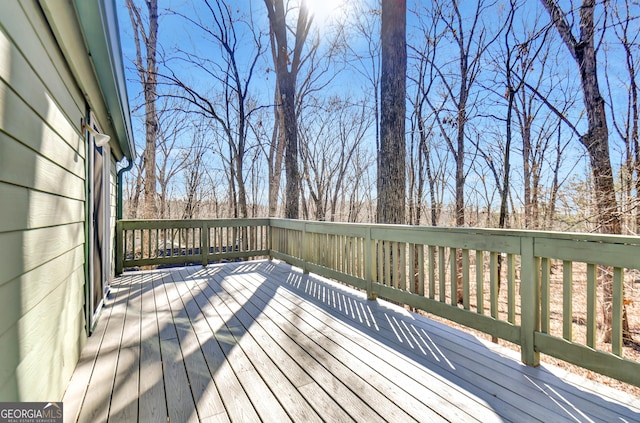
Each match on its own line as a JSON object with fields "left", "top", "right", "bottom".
{"left": 377, "top": 0, "right": 406, "bottom": 224}
{"left": 264, "top": 0, "right": 312, "bottom": 219}
{"left": 127, "top": 0, "right": 159, "bottom": 219}
{"left": 268, "top": 96, "right": 286, "bottom": 217}
{"left": 280, "top": 72, "right": 300, "bottom": 218}
{"left": 541, "top": 0, "right": 631, "bottom": 343}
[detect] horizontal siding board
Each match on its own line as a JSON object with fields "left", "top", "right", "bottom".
{"left": 0, "top": 30, "right": 84, "bottom": 160}
{"left": 0, "top": 1, "right": 84, "bottom": 128}
{"left": 0, "top": 245, "right": 84, "bottom": 337}
{"left": 0, "top": 133, "right": 85, "bottom": 201}
{"left": 0, "top": 222, "right": 84, "bottom": 287}
{"left": 0, "top": 81, "right": 85, "bottom": 179}
{"left": 0, "top": 183, "right": 83, "bottom": 233}
{"left": 0, "top": 265, "right": 85, "bottom": 401}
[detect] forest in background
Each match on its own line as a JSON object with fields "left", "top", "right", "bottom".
{"left": 120, "top": 0, "right": 640, "bottom": 235}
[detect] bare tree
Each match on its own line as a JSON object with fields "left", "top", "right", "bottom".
{"left": 155, "top": 98, "right": 190, "bottom": 218}
{"left": 408, "top": 2, "right": 447, "bottom": 227}
{"left": 299, "top": 97, "right": 371, "bottom": 221}
{"left": 377, "top": 0, "right": 407, "bottom": 224}
{"left": 182, "top": 125, "right": 209, "bottom": 219}
{"left": 264, "top": 0, "right": 314, "bottom": 219}
{"left": 541, "top": 0, "right": 631, "bottom": 343}
{"left": 162, "top": 0, "right": 266, "bottom": 219}
{"left": 604, "top": 0, "right": 640, "bottom": 235}
{"left": 126, "top": 0, "right": 159, "bottom": 219}
{"left": 346, "top": 3, "right": 381, "bottom": 162}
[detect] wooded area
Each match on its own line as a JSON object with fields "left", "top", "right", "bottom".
{"left": 121, "top": 0, "right": 640, "bottom": 237}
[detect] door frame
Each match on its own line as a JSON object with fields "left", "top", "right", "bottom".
{"left": 85, "top": 111, "right": 111, "bottom": 334}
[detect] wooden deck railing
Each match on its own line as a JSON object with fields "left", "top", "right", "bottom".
{"left": 115, "top": 218, "right": 270, "bottom": 273}
{"left": 115, "top": 218, "right": 640, "bottom": 387}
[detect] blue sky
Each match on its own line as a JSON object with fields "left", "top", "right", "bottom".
{"left": 115, "top": 0, "right": 638, "bottom": 220}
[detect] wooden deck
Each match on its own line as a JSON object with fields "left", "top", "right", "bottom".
{"left": 62, "top": 260, "right": 640, "bottom": 422}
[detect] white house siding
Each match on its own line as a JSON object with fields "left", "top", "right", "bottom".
{"left": 0, "top": 1, "right": 89, "bottom": 401}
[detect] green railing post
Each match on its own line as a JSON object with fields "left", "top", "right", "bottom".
{"left": 302, "top": 222, "right": 309, "bottom": 274}
{"left": 520, "top": 235, "right": 540, "bottom": 366}
{"left": 268, "top": 220, "right": 273, "bottom": 259}
{"left": 366, "top": 227, "right": 377, "bottom": 301}
{"left": 115, "top": 220, "right": 123, "bottom": 275}
{"left": 201, "top": 221, "right": 209, "bottom": 267}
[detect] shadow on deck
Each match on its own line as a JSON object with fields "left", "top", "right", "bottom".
{"left": 63, "top": 260, "right": 640, "bottom": 422}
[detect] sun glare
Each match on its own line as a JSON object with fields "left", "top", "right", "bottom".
{"left": 306, "top": 0, "right": 348, "bottom": 24}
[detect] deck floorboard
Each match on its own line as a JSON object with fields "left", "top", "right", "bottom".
{"left": 63, "top": 260, "right": 640, "bottom": 423}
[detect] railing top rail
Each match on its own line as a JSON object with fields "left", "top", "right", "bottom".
{"left": 267, "top": 218, "right": 640, "bottom": 246}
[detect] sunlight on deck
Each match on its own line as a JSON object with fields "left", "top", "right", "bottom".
{"left": 63, "top": 260, "right": 640, "bottom": 423}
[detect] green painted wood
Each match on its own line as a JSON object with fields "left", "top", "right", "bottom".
{"left": 0, "top": 82, "right": 84, "bottom": 179}
{"left": 115, "top": 218, "right": 640, "bottom": 385}
{"left": 519, "top": 237, "right": 539, "bottom": 366}
{"left": 0, "top": 1, "right": 85, "bottom": 138}
{"left": 462, "top": 249, "right": 470, "bottom": 310}
{"left": 0, "top": 183, "right": 84, "bottom": 233}
{"left": 612, "top": 267, "right": 624, "bottom": 356}
{"left": 429, "top": 246, "right": 436, "bottom": 300}
{"left": 370, "top": 226, "right": 522, "bottom": 254}
{"left": 0, "top": 264, "right": 85, "bottom": 401}
{"left": 399, "top": 242, "right": 406, "bottom": 291}
{"left": 534, "top": 237, "right": 640, "bottom": 270}
{"left": 0, "top": 245, "right": 84, "bottom": 337}
{"left": 374, "top": 284, "right": 521, "bottom": 345}
{"left": 438, "top": 246, "right": 446, "bottom": 303}
{"left": 562, "top": 260, "right": 573, "bottom": 341}
{"left": 418, "top": 244, "right": 425, "bottom": 296}
{"left": 540, "top": 258, "right": 550, "bottom": 334}
{"left": 0, "top": 132, "right": 85, "bottom": 201}
{"left": 506, "top": 254, "right": 515, "bottom": 324}
{"left": 201, "top": 222, "right": 210, "bottom": 266}
{"left": 490, "top": 252, "right": 498, "bottom": 319}
{"left": 586, "top": 263, "right": 596, "bottom": 348}
{"left": 535, "top": 332, "right": 640, "bottom": 387}
{"left": 450, "top": 248, "right": 457, "bottom": 306}
{"left": 476, "top": 250, "right": 484, "bottom": 315}
{"left": 408, "top": 243, "right": 415, "bottom": 294}
{"left": 365, "top": 228, "right": 375, "bottom": 300}
{"left": 384, "top": 241, "right": 391, "bottom": 287}
{"left": 305, "top": 262, "right": 368, "bottom": 292}
{"left": 0, "top": 222, "right": 84, "bottom": 287}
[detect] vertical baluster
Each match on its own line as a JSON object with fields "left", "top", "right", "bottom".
{"left": 586, "top": 263, "right": 596, "bottom": 348}
{"left": 147, "top": 228, "right": 152, "bottom": 259}
{"left": 399, "top": 242, "right": 406, "bottom": 291}
{"left": 429, "top": 245, "right": 436, "bottom": 300}
{"left": 507, "top": 253, "right": 516, "bottom": 324}
{"left": 612, "top": 267, "right": 624, "bottom": 356}
{"left": 562, "top": 260, "right": 573, "bottom": 341}
{"left": 490, "top": 252, "right": 498, "bottom": 319}
{"left": 541, "top": 258, "right": 550, "bottom": 333}
{"left": 438, "top": 246, "right": 446, "bottom": 302}
{"left": 450, "top": 247, "right": 457, "bottom": 306}
{"left": 462, "top": 249, "right": 470, "bottom": 310}
{"left": 476, "top": 250, "right": 484, "bottom": 315}
{"left": 123, "top": 228, "right": 128, "bottom": 261}
{"left": 377, "top": 240, "right": 384, "bottom": 285}
{"left": 407, "top": 243, "right": 418, "bottom": 294}
{"left": 418, "top": 244, "right": 425, "bottom": 296}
